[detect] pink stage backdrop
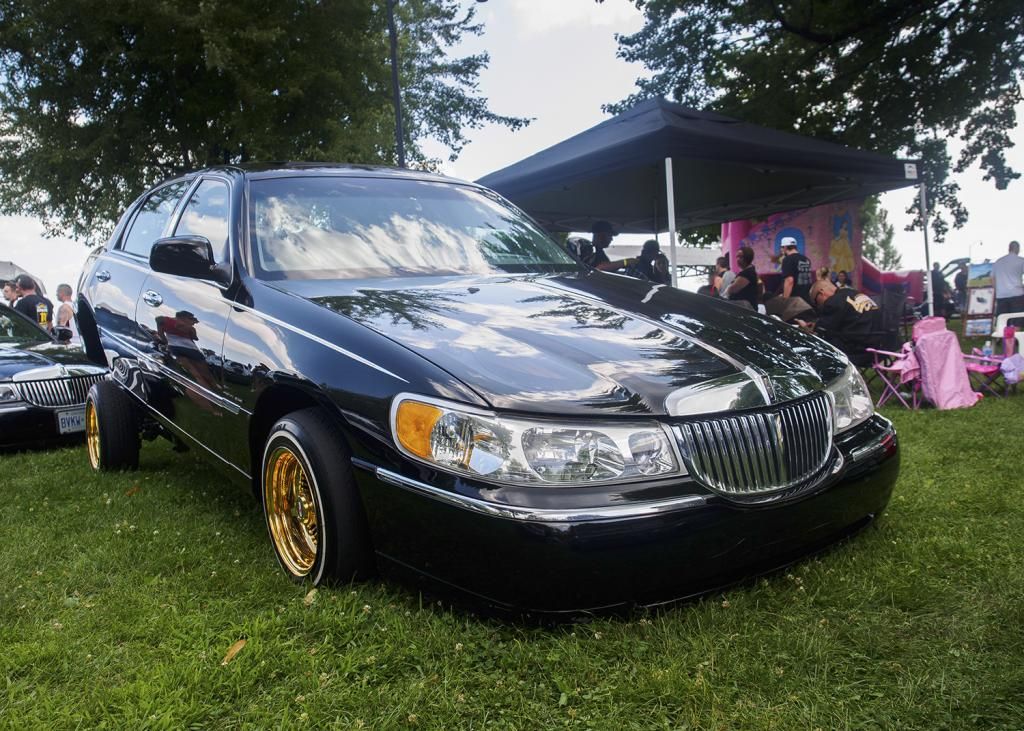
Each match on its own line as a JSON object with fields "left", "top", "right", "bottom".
{"left": 721, "top": 200, "right": 864, "bottom": 287}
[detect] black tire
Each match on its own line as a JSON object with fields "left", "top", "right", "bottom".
{"left": 85, "top": 381, "right": 140, "bottom": 471}
{"left": 260, "top": 408, "right": 374, "bottom": 585}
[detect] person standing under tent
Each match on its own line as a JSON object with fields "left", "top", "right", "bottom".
{"left": 725, "top": 246, "right": 759, "bottom": 310}
{"left": 992, "top": 240, "right": 1024, "bottom": 316}
{"left": 714, "top": 256, "right": 735, "bottom": 298}
{"left": 779, "top": 237, "right": 812, "bottom": 303}
{"left": 626, "top": 240, "right": 671, "bottom": 284}
{"left": 586, "top": 220, "right": 616, "bottom": 268}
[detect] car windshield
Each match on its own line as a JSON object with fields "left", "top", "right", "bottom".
{"left": 248, "top": 176, "right": 578, "bottom": 280}
{"left": 0, "top": 304, "right": 49, "bottom": 345}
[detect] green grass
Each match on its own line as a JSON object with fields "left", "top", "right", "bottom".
{"left": 3, "top": 397, "right": 1024, "bottom": 729}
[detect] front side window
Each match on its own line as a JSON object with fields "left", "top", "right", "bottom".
{"left": 248, "top": 176, "right": 577, "bottom": 280}
{"left": 121, "top": 180, "right": 190, "bottom": 258}
{"left": 175, "top": 179, "right": 231, "bottom": 263}
{"left": 0, "top": 304, "right": 49, "bottom": 345}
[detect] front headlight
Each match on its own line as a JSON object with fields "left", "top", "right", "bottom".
{"left": 0, "top": 383, "right": 22, "bottom": 404}
{"left": 826, "top": 363, "right": 873, "bottom": 433}
{"left": 391, "top": 394, "right": 683, "bottom": 485}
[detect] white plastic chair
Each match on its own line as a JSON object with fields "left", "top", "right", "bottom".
{"left": 990, "top": 311, "right": 1024, "bottom": 355}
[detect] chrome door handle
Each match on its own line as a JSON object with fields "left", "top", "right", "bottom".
{"left": 142, "top": 290, "right": 163, "bottom": 307}
{"left": 95, "top": 270, "right": 111, "bottom": 282}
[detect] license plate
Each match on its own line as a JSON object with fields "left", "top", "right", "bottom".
{"left": 57, "top": 407, "right": 86, "bottom": 434}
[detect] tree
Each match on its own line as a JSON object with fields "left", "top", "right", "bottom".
{"left": 861, "top": 196, "right": 902, "bottom": 270}
{"left": 605, "top": 0, "right": 1024, "bottom": 243}
{"left": 0, "top": 0, "right": 526, "bottom": 243}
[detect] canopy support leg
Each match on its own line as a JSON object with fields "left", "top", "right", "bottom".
{"left": 665, "top": 157, "right": 678, "bottom": 287}
{"left": 920, "top": 183, "right": 934, "bottom": 317}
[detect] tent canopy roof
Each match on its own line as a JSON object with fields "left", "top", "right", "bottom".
{"left": 477, "top": 98, "right": 920, "bottom": 234}
{"left": 0, "top": 261, "right": 47, "bottom": 295}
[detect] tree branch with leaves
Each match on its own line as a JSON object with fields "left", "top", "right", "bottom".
{"left": 0, "top": 0, "right": 527, "bottom": 243}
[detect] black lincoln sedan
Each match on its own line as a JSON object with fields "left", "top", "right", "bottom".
{"left": 77, "top": 163, "right": 898, "bottom": 614}
{"left": 0, "top": 303, "right": 107, "bottom": 449}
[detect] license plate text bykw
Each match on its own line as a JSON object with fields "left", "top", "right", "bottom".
{"left": 57, "top": 408, "right": 86, "bottom": 434}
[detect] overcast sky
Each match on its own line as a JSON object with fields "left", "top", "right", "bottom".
{"left": 3, "top": 0, "right": 1021, "bottom": 296}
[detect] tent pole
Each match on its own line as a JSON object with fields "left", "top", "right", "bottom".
{"left": 665, "top": 157, "right": 678, "bottom": 287}
{"left": 653, "top": 192, "right": 659, "bottom": 244}
{"left": 919, "top": 183, "right": 934, "bottom": 317}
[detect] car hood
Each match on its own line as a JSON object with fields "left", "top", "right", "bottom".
{"left": 274, "top": 272, "right": 848, "bottom": 417}
{"left": 0, "top": 342, "right": 103, "bottom": 381}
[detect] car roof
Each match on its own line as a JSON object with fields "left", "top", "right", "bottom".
{"left": 191, "top": 162, "right": 475, "bottom": 188}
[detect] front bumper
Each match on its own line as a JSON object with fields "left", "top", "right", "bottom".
{"left": 353, "top": 415, "right": 899, "bottom": 614}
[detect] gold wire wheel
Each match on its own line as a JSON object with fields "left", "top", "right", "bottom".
{"left": 86, "top": 400, "right": 100, "bottom": 470}
{"left": 264, "top": 445, "right": 319, "bottom": 577}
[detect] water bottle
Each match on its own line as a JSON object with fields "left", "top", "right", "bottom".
{"left": 982, "top": 340, "right": 993, "bottom": 357}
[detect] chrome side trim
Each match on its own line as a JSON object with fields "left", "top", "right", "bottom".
{"left": 229, "top": 302, "right": 409, "bottom": 383}
{"left": 373, "top": 466, "right": 706, "bottom": 523}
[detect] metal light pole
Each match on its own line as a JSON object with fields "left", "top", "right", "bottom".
{"left": 386, "top": 0, "right": 487, "bottom": 169}
{"left": 386, "top": 0, "right": 405, "bottom": 168}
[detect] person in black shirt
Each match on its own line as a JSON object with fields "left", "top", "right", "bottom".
{"left": 626, "top": 240, "right": 671, "bottom": 284}
{"left": 13, "top": 275, "right": 53, "bottom": 330}
{"left": 586, "top": 220, "right": 616, "bottom": 268}
{"left": 725, "top": 246, "right": 759, "bottom": 310}
{"left": 929, "top": 262, "right": 955, "bottom": 318}
{"left": 801, "top": 277, "right": 881, "bottom": 361}
{"left": 779, "top": 237, "right": 812, "bottom": 303}
{"left": 954, "top": 262, "right": 969, "bottom": 310}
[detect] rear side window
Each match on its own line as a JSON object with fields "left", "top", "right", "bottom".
{"left": 121, "top": 181, "right": 190, "bottom": 257}
{"left": 174, "top": 179, "right": 231, "bottom": 263}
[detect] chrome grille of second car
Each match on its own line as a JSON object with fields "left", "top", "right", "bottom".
{"left": 17, "top": 374, "right": 107, "bottom": 408}
{"left": 673, "top": 392, "right": 833, "bottom": 496}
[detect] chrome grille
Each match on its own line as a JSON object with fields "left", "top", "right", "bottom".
{"left": 17, "top": 375, "right": 107, "bottom": 408}
{"left": 674, "top": 392, "right": 833, "bottom": 496}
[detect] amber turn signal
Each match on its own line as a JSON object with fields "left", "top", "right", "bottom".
{"left": 394, "top": 400, "right": 442, "bottom": 459}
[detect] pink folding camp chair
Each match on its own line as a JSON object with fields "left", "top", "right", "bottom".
{"left": 963, "top": 325, "right": 1018, "bottom": 397}
{"left": 863, "top": 316, "right": 946, "bottom": 410}
{"left": 866, "top": 342, "right": 921, "bottom": 409}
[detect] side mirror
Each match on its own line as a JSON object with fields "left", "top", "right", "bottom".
{"left": 149, "top": 236, "right": 230, "bottom": 284}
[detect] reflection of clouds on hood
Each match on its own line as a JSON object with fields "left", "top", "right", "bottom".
{"left": 454, "top": 299, "right": 690, "bottom": 353}
{"left": 450, "top": 322, "right": 540, "bottom": 358}
{"left": 590, "top": 359, "right": 679, "bottom": 381}
{"left": 489, "top": 379, "right": 618, "bottom": 406}
{"left": 393, "top": 309, "right": 540, "bottom": 358}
